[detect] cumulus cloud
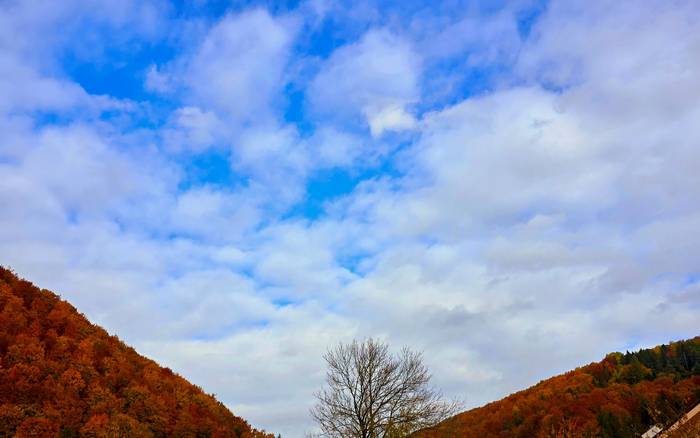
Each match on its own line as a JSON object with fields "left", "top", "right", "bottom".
{"left": 188, "top": 10, "right": 293, "bottom": 118}
{"left": 152, "top": 9, "right": 296, "bottom": 125}
{"left": 169, "top": 186, "right": 262, "bottom": 241}
{"left": 310, "top": 29, "right": 421, "bottom": 136}
{"left": 2, "top": 1, "right": 700, "bottom": 437}
{"left": 160, "top": 106, "right": 225, "bottom": 153}
{"left": 0, "top": 54, "right": 87, "bottom": 112}
{"left": 419, "top": 8, "right": 522, "bottom": 65}
{"left": 365, "top": 104, "right": 417, "bottom": 137}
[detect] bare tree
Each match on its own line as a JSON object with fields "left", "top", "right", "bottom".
{"left": 310, "top": 338, "right": 460, "bottom": 438}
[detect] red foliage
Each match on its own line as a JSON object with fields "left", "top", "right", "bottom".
{"left": 414, "top": 339, "right": 700, "bottom": 437}
{"left": 0, "top": 267, "right": 273, "bottom": 437}
{"left": 15, "top": 417, "right": 59, "bottom": 438}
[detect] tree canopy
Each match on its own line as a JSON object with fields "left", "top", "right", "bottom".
{"left": 412, "top": 337, "right": 700, "bottom": 437}
{"left": 311, "top": 338, "right": 458, "bottom": 438}
{"left": 0, "top": 267, "right": 273, "bottom": 438}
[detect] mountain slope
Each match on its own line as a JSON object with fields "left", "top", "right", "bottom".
{"left": 0, "top": 267, "right": 272, "bottom": 438}
{"left": 414, "top": 338, "right": 700, "bottom": 438}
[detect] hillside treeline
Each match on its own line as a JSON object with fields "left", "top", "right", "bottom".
{"left": 0, "top": 267, "right": 272, "bottom": 438}
{"left": 415, "top": 337, "right": 700, "bottom": 437}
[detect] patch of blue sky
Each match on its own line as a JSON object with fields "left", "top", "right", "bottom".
{"left": 169, "top": 0, "right": 232, "bottom": 18}
{"left": 62, "top": 40, "right": 175, "bottom": 102}
{"left": 56, "top": 31, "right": 180, "bottom": 133}
{"left": 65, "top": 208, "right": 80, "bottom": 226}
{"left": 684, "top": 273, "right": 700, "bottom": 286}
{"left": 171, "top": 0, "right": 302, "bottom": 19}
{"left": 516, "top": 0, "right": 549, "bottom": 39}
{"left": 337, "top": 252, "right": 374, "bottom": 276}
{"left": 420, "top": 61, "right": 515, "bottom": 113}
{"left": 178, "top": 149, "right": 247, "bottom": 191}
{"left": 299, "top": 16, "right": 356, "bottom": 58}
{"left": 283, "top": 83, "right": 312, "bottom": 134}
{"left": 272, "top": 297, "right": 295, "bottom": 307}
{"left": 285, "top": 167, "right": 362, "bottom": 220}
{"left": 286, "top": 137, "right": 412, "bottom": 220}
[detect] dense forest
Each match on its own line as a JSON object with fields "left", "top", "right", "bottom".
{"left": 0, "top": 267, "right": 272, "bottom": 437}
{"left": 414, "top": 337, "right": 700, "bottom": 437}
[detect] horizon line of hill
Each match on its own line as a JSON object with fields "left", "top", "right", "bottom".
{"left": 1, "top": 266, "right": 699, "bottom": 437}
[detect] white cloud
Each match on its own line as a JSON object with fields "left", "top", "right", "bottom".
{"left": 177, "top": 9, "right": 295, "bottom": 123}
{"left": 145, "top": 64, "right": 174, "bottom": 93}
{"left": 518, "top": 0, "right": 700, "bottom": 106}
{"left": 0, "top": 0, "right": 167, "bottom": 59}
{"left": 170, "top": 187, "right": 262, "bottom": 241}
{"left": 252, "top": 221, "right": 357, "bottom": 300}
{"left": 365, "top": 104, "right": 417, "bottom": 137}
{"left": 137, "top": 304, "right": 357, "bottom": 437}
{"left": 0, "top": 53, "right": 86, "bottom": 112}
{"left": 310, "top": 29, "right": 421, "bottom": 135}
{"left": 420, "top": 9, "right": 522, "bottom": 65}
{"left": 2, "top": 1, "right": 700, "bottom": 437}
{"left": 163, "top": 106, "right": 225, "bottom": 153}
{"left": 307, "top": 126, "right": 366, "bottom": 168}
{"left": 147, "top": 9, "right": 322, "bottom": 210}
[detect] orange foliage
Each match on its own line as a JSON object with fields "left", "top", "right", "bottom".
{"left": 0, "top": 267, "right": 273, "bottom": 438}
{"left": 414, "top": 338, "right": 700, "bottom": 437}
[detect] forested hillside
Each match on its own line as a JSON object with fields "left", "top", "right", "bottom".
{"left": 414, "top": 338, "right": 700, "bottom": 437}
{"left": 0, "top": 267, "right": 272, "bottom": 437}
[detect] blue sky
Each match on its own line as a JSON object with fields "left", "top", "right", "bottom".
{"left": 2, "top": 0, "right": 700, "bottom": 436}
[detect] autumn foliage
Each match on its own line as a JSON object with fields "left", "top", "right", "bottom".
{"left": 0, "top": 267, "right": 273, "bottom": 438}
{"left": 413, "top": 338, "right": 700, "bottom": 438}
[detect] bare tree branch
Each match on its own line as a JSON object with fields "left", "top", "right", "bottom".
{"left": 310, "top": 338, "right": 461, "bottom": 438}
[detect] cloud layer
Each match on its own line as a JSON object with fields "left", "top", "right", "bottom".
{"left": 1, "top": 0, "right": 699, "bottom": 436}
